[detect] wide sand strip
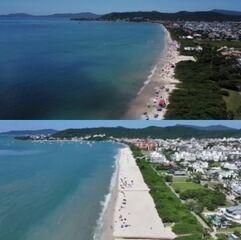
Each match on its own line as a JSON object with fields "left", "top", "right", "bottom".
{"left": 113, "top": 147, "right": 176, "bottom": 240}
{"left": 124, "top": 25, "right": 195, "bottom": 120}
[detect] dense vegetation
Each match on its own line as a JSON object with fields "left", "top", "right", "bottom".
{"left": 166, "top": 29, "right": 241, "bottom": 119}
{"left": 100, "top": 11, "right": 241, "bottom": 22}
{"left": 179, "top": 189, "right": 226, "bottom": 211}
{"left": 130, "top": 146, "right": 205, "bottom": 239}
{"left": 165, "top": 56, "right": 227, "bottom": 119}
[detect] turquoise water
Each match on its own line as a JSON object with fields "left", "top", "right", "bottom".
{"left": 0, "top": 19, "right": 164, "bottom": 119}
{"left": 0, "top": 136, "right": 122, "bottom": 240}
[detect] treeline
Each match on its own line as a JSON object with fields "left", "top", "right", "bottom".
{"left": 180, "top": 189, "right": 226, "bottom": 212}
{"left": 166, "top": 29, "right": 241, "bottom": 119}
{"left": 208, "top": 54, "right": 241, "bottom": 92}
{"left": 99, "top": 11, "right": 241, "bottom": 22}
{"left": 165, "top": 51, "right": 228, "bottom": 119}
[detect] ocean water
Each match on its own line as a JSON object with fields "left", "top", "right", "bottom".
{"left": 0, "top": 135, "right": 122, "bottom": 240}
{"left": 0, "top": 19, "right": 165, "bottom": 119}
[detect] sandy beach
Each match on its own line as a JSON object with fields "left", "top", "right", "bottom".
{"left": 101, "top": 147, "right": 176, "bottom": 240}
{"left": 124, "top": 25, "right": 195, "bottom": 120}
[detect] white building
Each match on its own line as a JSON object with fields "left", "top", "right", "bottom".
{"left": 150, "top": 151, "right": 169, "bottom": 164}
{"left": 225, "top": 206, "right": 241, "bottom": 222}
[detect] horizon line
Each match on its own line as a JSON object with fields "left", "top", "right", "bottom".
{"left": 0, "top": 9, "right": 240, "bottom": 16}
{"left": 1, "top": 124, "right": 240, "bottom": 133}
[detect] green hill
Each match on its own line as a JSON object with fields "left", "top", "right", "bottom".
{"left": 100, "top": 11, "right": 241, "bottom": 22}
{"left": 52, "top": 125, "right": 241, "bottom": 140}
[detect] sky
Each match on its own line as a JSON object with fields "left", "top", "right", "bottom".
{"left": 0, "top": 0, "right": 240, "bottom": 15}
{"left": 0, "top": 120, "right": 240, "bottom": 132}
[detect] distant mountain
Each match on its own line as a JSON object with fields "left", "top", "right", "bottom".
{"left": 2, "top": 11, "right": 241, "bottom": 22}
{"left": 179, "top": 125, "right": 236, "bottom": 132}
{"left": 1, "top": 13, "right": 34, "bottom": 18}
{"left": 1, "top": 129, "right": 57, "bottom": 136}
{"left": 0, "top": 12, "right": 100, "bottom": 20}
{"left": 212, "top": 9, "right": 241, "bottom": 16}
{"left": 47, "top": 12, "right": 100, "bottom": 19}
{"left": 51, "top": 125, "right": 241, "bottom": 140}
{"left": 100, "top": 10, "right": 241, "bottom": 22}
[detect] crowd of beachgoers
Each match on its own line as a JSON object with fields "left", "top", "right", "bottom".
{"left": 124, "top": 25, "right": 194, "bottom": 120}
{"left": 142, "top": 38, "right": 180, "bottom": 120}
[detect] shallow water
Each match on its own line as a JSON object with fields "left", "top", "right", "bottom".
{"left": 0, "top": 136, "right": 122, "bottom": 240}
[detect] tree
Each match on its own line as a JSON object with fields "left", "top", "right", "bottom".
{"left": 186, "top": 200, "right": 204, "bottom": 214}
{"left": 193, "top": 173, "right": 202, "bottom": 184}
{"left": 164, "top": 175, "right": 173, "bottom": 183}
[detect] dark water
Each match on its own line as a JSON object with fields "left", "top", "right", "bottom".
{"left": 0, "top": 136, "right": 122, "bottom": 240}
{"left": 0, "top": 19, "right": 164, "bottom": 119}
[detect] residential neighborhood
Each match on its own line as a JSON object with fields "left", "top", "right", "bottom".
{"left": 166, "top": 20, "right": 241, "bottom": 61}
{"left": 128, "top": 137, "right": 241, "bottom": 239}
{"left": 182, "top": 21, "right": 241, "bottom": 41}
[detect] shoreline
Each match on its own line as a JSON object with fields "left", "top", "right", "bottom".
{"left": 96, "top": 149, "right": 121, "bottom": 240}
{"left": 101, "top": 146, "right": 176, "bottom": 240}
{"left": 124, "top": 25, "right": 194, "bottom": 120}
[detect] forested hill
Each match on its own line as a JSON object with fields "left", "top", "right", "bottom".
{"left": 2, "top": 129, "right": 57, "bottom": 136}
{"left": 212, "top": 9, "right": 241, "bottom": 16}
{"left": 3, "top": 11, "right": 241, "bottom": 22}
{"left": 51, "top": 126, "right": 241, "bottom": 139}
{"left": 99, "top": 11, "right": 241, "bottom": 22}
{"left": 0, "top": 12, "right": 100, "bottom": 19}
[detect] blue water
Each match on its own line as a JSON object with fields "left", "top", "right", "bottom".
{"left": 0, "top": 19, "right": 164, "bottom": 119}
{"left": 0, "top": 135, "right": 122, "bottom": 240}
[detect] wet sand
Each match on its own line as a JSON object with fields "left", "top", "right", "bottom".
{"left": 99, "top": 151, "right": 120, "bottom": 240}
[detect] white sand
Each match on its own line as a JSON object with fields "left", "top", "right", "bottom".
{"left": 124, "top": 25, "right": 195, "bottom": 120}
{"left": 113, "top": 147, "right": 176, "bottom": 240}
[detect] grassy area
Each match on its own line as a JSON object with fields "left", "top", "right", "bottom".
{"left": 203, "top": 40, "right": 241, "bottom": 49}
{"left": 131, "top": 146, "right": 205, "bottom": 239}
{"left": 218, "top": 226, "right": 241, "bottom": 233}
{"left": 223, "top": 89, "right": 241, "bottom": 119}
{"left": 172, "top": 182, "right": 204, "bottom": 193}
{"left": 157, "top": 169, "right": 168, "bottom": 175}
{"left": 209, "top": 161, "right": 221, "bottom": 168}
{"left": 173, "top": 176, "right": 188, "bottom": 183}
